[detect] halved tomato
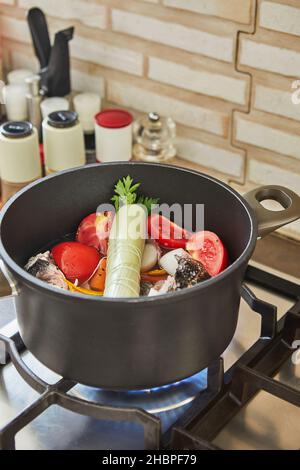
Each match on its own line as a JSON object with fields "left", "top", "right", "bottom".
{"left": 76, "top": 211, "right": 114, "bottom": 255}
{"left": 148, "top": 214, "right": 190, "bottom": 250}
{"left": 52, "top": 241, "right": 101, "bottom": 284}
{"left": 186, "top": 231, "right": 229, "bottom": 277}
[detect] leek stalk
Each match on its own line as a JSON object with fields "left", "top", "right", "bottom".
{"left": 104, "top": 204, "right": 147, "bottom": 298}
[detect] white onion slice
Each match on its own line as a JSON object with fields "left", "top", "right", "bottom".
{"left": 159, "top": 249, "right": 190, "bottom": 275}
{"left": 141, "top": 241, "right": 161, "bottom": 273}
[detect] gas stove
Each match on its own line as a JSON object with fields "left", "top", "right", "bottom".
{"left": 0, "top": 261, "right": 299, "bottom": 450}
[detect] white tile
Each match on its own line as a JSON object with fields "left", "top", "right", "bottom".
{"left": 240, "top": 39, "right": 300, "bottom": 77}
{"left": 148, "top": 57, "right": 247, "bottom": 104}
{"left": 254, "top": 84, "right": 300, "bottom": 121}
{"left": 176, "top": 137, "right": 244, "bottom": 178}
{"left": 163, "top": 0, "right": 252, "bottom": 24}
{"left": 260, "top": 1, "right": 300, "bottom": 37}
{"left": 1, "top": 16, "right": 143, "bottom": 76}
{"left": 236, "top": 117, "right": 300, "bottom": 160}
{"left": 18, "top": 0, "right": 107, "bottom": 29}
{"left": 10, "top": 50, "right": 39, "bottom": 73}
{"left": 71, "top": 69, "right": 105, "bottom": 96}
{"left": 1, "top": 15, "right": 143, "bottom": 76}
{"left": 108, "top": 80, "right": 228, "bottom": 136}
{"left": 71, "top": 36, "right": 143, "bottom": 76}
{"left": 112, "top": 9, "right": 234, "bottom": 62}
{"left": 1, "top": 16, "right": 31, "bottom": 43}
{"left": 249, "top": 159, "right": 300, "bottom": 194}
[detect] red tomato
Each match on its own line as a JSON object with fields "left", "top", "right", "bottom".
{"left": 186, "top": 231, "right": 229, "bottom": 277}
{"left": 52, "top": 242, "right": 101, "bottom": 284}
{"left": 76, "top": 212, "right": 114, "bottom": 256}
{"left": 148, "top": 215, "right": 190, "bottom": 250}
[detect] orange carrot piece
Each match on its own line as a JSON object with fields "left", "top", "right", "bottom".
{"left": 89, "top": 258, "right": 107, "bottom": 292}
{"left": 141, "top": 273, "right": 168, "bottom": 283}
{"left": 66, "top": 280, "right": 103, "bottom": 296}
{"left": 144, "top": 269, "right": 167, "bottom": 276}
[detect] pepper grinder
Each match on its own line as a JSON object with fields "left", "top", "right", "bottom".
{"left": 133, "top": 112, "right": 176, "bottom": 163}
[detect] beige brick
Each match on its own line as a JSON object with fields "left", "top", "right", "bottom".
{"left": 112, "top": 9, "right": 234, "bottom": 62}
{"left": 72, "top": 69, "right": 105, "bottom": 97}
{"left": 1, "top": 16, "right": 31, "bottom": 43}
{"left": 148, "top": 57, "right": 248, "bottom": 105}
{"left": 0, "top": 0, "right": 15, "bottom": 4}
{"left": 239, "top": 39, "right": 300, "bottom": 77}
{"left": 18, "top": 0, "right": 107, "bottom": 29}
{"left": 235, "top": 117, "right": 300, "bottom": 160}
{"left": 248, "top": 159, "right": 300, "bottom": 195}
{"left": 176, "top": 137, "right": 244, "bottom": 178}
{"left": 71, "top": 36, "right": 143, "bottom": 76}
{"left": 254, "top": 83, "right": 300, "bottom": 121}
{"left": 1, "top": 16, "right": 143, "bottom": 76}
{"left": 163, "top": 0, "right": 253, "bottom": 24}
{"left": 10, "top": 50, "right": 39, "bottom": 72}
{"left": 173, "top": 157, "right": 230, "bottom": 182}
{"left": 107, "top": 80, "right": 228, "bottom": 136}
{"left": 260, "top": 1, "right": 300, "bottom": 37}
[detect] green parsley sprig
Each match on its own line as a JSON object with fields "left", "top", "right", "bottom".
{"left": 111, "top": 176, "right": 159, "bottom": 214}
{"left": 137, "top": 195, "right": 160, "bottom": 214}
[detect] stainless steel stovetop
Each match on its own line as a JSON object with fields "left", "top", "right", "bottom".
{"left": 0, "top": 261, "right": 299, "bottom": 450}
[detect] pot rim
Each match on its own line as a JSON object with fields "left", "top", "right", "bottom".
{"left": 0, "top": 162, "right": 258, "bottom": 305}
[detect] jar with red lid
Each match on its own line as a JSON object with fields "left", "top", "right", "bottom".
{"left": 95, "top": 109, "right": 133, "bottom": 163}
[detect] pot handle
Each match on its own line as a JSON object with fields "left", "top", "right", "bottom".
{"left": 244, "top": 185, "right": 300, "bottom": 238}
{"left": 0, "top": 260, "right": 18, "bottom": 297}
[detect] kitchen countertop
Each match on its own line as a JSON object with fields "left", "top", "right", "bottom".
{"left": 253, "top": 234, "right": 300, "bottom": 278}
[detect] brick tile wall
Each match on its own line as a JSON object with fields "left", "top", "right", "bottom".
{"left": 0, "top": 0, "right": 300, "bottom": 239}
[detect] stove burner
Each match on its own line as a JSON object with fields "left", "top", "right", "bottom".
{"left": 72, "top": 370, "right": 207, "bottom": 414}
{"left": 0, "top": 265, "right": 299, "bottom": 450}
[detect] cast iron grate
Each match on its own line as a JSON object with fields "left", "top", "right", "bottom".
{"left": 0, "top": 265, "right": 299, "bottom": 450}
{"left": 172, "top": 266, "right": 300, "bottom": 450}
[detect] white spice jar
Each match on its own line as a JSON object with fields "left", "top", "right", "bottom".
{"left": 3, "top": 85, "right": 28, "bottom": 121}
{"left": 41, "top": 97, "right": 70, "bottom": 120}
{"left": 74, "top": 93, "right": 101, "bottom": 134}
{"left": 95, "top": 109, "right": 133, "bottom": 163}
{"left": 43, "top": 111, "right": 85, "bottom": 174}
{"left": 0, "top": 121, "right": 42, "bottom": 202}
{"left": 7, "top": 69, "right": 33, "bottom": 86}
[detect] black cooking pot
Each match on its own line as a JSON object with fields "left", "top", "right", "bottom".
{"left": 0, "top": 163, "right": 299, "bottom": 390}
